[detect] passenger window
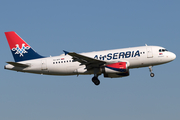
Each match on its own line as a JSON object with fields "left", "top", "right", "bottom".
{"left": 61, "top": 61, "right": 63, "bottom": 63}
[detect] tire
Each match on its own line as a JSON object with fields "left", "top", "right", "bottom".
{"left": 92, "top": 77, "right": 100, "bottom": 85}
{"left": 150, "top": 73, "right": 155, "bottom": 77}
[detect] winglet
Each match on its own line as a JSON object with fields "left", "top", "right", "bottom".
{"left": 63, "top": 50, "right": 69, "bottom": 55}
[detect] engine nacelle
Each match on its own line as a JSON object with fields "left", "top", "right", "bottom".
{"left": 102, "top": 62, "right": 130, "bottom": 78}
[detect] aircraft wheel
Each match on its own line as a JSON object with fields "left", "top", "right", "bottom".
{"left": 92, "top": 77, "right": 100, "bottom": 85}
{"left": 150, "top": 73, "right": 155, "bottom": 77}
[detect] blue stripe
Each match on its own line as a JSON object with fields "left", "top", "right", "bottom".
{"left": 105, "top": 66, "right": 126, "bottom": 72}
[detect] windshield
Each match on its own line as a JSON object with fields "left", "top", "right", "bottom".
{"left": 159, "top": 49, "right": 168, "bottom": 52}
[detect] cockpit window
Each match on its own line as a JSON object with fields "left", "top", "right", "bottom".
{"left": 159, "top": 49, "right": 168, "bottom": 52}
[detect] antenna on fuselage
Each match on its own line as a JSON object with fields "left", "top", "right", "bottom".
{"left": 145, "top": 44, "right": 148, "bottom": 46}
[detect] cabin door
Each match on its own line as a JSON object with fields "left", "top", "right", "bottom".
{"left": 146, "top": 47, "right": 153, "bottom": 58}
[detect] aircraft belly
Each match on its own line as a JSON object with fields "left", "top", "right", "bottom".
{"left": 47, "top": 62, "right": 79, "bottom": 75}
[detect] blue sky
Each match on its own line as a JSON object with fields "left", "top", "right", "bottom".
{"left": 0, "top": 0, "right": 180, "bottom": 120}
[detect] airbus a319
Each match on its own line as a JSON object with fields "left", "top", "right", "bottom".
{"left": 4, "top": 31, "right": 176, "bottom": 85}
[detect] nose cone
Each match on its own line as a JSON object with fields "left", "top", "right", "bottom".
{"left": 170, "top": 52, "right": 176, "bottom": 61}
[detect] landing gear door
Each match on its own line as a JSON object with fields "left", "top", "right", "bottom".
{"left": 41, "top": 59, "right": 47, "bottom": 70}
{"left": 146, "top": 47, "right": 153, "bottom": 58}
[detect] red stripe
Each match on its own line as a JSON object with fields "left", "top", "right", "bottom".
{"left": 106, "top": 62, "right": 126, "bottom": 69}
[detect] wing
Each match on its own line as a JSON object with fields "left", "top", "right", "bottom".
{"left": 63, "top": 50, "right": 106, "bottom": 70}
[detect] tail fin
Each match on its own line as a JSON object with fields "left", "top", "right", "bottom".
{"left": 5, "top": 31, "right": 44, "bottom": 62}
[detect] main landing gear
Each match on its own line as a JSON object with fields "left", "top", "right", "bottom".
{"left": 149, "top": 66, "right": 155, "bottom": 77}
{"left": 92, "top": 68, "right": 100, "bottom": 86}
{"left": 92, "top": 76, "right": 100, "bottom": 86}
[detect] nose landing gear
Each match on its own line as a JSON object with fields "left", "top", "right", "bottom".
{"left": 149, "top": 66, "right": 155, "bottom": 77}
{"left": 150, "top": 72, "right": 155, "bottom": 77}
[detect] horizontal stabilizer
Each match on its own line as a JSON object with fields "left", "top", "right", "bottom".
{"left": 6, "top": 62, "right": 30, "bottom": 68}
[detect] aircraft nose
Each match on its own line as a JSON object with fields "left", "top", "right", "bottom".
{"left": 170, "top": 52, "right": 176, "bottom": 61}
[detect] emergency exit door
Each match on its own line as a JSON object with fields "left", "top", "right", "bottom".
{"left": 41, "top": 59, "right": 47, "bottom": 70}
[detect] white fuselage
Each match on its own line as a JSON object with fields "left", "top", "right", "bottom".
{"left": 5, "top": 46, "right": 176, "bottom": 76}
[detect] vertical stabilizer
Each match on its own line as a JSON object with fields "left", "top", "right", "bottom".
{"left": 5, "top": 31, "right": 44, "bottom": 62}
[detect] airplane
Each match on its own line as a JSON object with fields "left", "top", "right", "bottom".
{"left": 4, "top": 31, "right": 176, "bottom": 85}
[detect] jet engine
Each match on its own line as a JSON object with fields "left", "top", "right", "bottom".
{"left": 101, "top": 62, "right": 129, "bottom": 78}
